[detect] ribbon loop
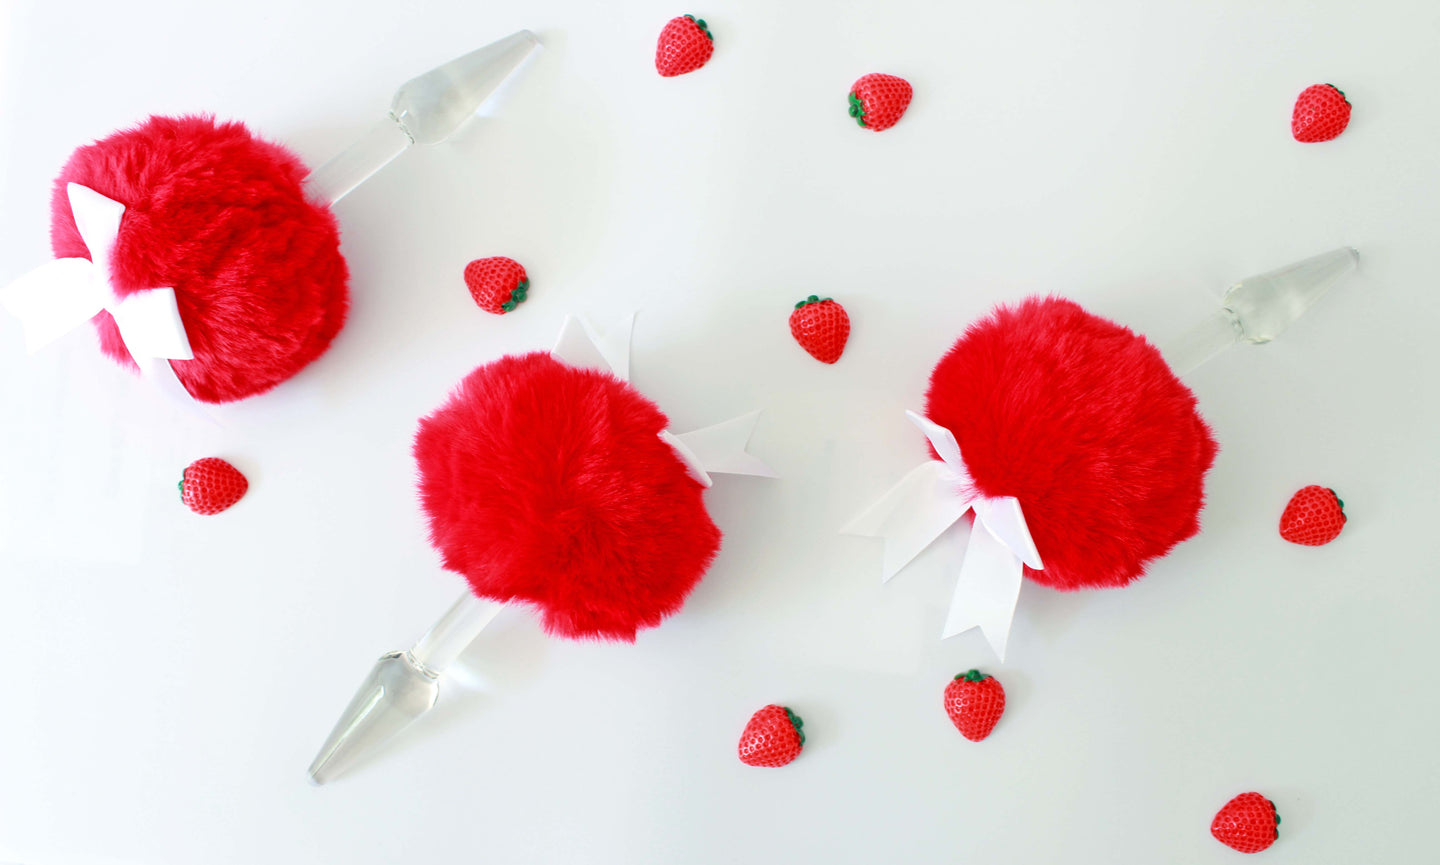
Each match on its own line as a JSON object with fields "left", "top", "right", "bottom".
{"left": 972, "top": 496, "right": 1043, "bottom": 571}
{"left": 844, "top": 412, "right": 1044, "bottom": 660}
{"left": 906, "top": 409, "right": 966, "bottom": 472}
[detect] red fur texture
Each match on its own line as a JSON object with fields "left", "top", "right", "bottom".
{"left": 925, "top": 297, "right": 1217, "bottom": 591}
{"left": 50, "top": 115, "right": 348, "bottom": 403}
{"left": 414, "top": 352, "right": 722, "bottom": 641}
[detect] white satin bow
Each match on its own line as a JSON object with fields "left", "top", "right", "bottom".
{"left": 551, "top": 315, "right": 776, "bottom": 486}
{"left": 1, "top": 183, "right": 194, "bottom": 383}
{"left": 843, "top": 410, "right": 1044, "bottom": 660}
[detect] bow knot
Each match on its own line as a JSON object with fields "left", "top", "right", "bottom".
{"left": 1, "top": 183, "right": 193, "bottom": 373}
{"left": 843, "top": 410, "right": 1044, "bottom": 660}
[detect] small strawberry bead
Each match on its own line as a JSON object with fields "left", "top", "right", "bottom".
{"left": 943, "top": 670, "right": 1006, "bottom": 742}
{"left": 655, "top": 15, "right": 714, "bottom": 77}
{"left": 1292, "top": 84, "right": 1351, "bottom": 143}
{"left": 738, "top": 704, "right": 805, "bottom": 767}
{"left": 1279, "top": 485, "right": 1347, "bottom": 546}
{"left": 179, "top": 458, "right": 248, "bottom": 515}
{"left": 464, "top": 257, "right": 529, "bottom": 315}
{"left": 1211, "top": 792, "right": 1280, "bottom": 854}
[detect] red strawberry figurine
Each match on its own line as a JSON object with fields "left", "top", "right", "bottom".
{"left": 180, "top": 458, "right": 248, "bottom": 515}
{"left": 655, "top": 15, "right": 713, "bottom": 77}
{"left": 1292, "top": 84, "right": 1351, "bottom": 143}
{"left": 1211, "top": 792, "right": 1280, "bottom": 854}
{"left": 848, "top": 74, "right": 912, "bottom": 131}
{"left": 1279, "top": 485, "right": 1347, "bottom": 546}
{"left": 944, "top": 670, "right": 1005, "bottom": 742}
{"left": 790, "top": 295, "right": 850, "bottom": 364}
{"left": 738, "top": 704, "right": 804, "bottom": 767}
{"left": 464, "top": 257, "right": 529, "bottom": 315}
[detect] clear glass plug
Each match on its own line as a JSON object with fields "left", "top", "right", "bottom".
{"left": 1161, "top": 247, "right": 1358, "bottom": 376}
{"left": 305, "top": 30, "right": 541, "bottom": 206}
{"left": 308, "top": 592, "right": 503, "bottom": 785}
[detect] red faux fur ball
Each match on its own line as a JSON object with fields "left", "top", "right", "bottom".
{"left": 414, "top": 352, "right": 722, "bottom": 641}
{"left": 51, "top": 115, "right": 348, "bottom": 403}
{"left": 925, "top": 296, "right": 1217, "bottom": 591}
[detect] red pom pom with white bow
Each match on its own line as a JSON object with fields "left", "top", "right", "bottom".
{"left": 415, "top": 351, "right": 722, "bottom": 641}
{"left": 847, "top": 296, "right": 1216, "bottom": 659}
{"left": 1, "top": 115, "right": 348, "bottom": 405}
{"left": 927, "top": 297, "right": 1217, "bottom": 591}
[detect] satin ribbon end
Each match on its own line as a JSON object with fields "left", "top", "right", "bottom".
{"left": 940, "top": 617, "right": 1010, "bottom": 662}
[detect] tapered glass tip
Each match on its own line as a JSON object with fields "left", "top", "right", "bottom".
{"left": 1223, "top": 246, "right": 1358, "bottom": 344}
{"left": 308, "top": 651, "right": 439, "bottom": 785}
{"left": 391, "top": 30, "right": 541, "bottom": 145}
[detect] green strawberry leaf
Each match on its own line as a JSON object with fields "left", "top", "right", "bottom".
{"left": 848, "top": 91, "right": 867, "bottom": 126}
{"left": 784, "top": 707, "right": 805, "bottom": 747}
{"left": 684, "top": 14, "right": 713, "bottom": 40}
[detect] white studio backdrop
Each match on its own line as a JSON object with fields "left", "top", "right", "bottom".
{"left": 2, "top": 1, "right": 1437, "bottom": 863}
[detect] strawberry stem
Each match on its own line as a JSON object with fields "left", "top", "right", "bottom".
{"left": 956, "top": 669, "right": 988, "bottom": 682}
{"left": 794, "top": 294, "right": 831, "bottom": 309}
{"left": 784, "top": 707, "right": 805, "bottom": 747}
{"left": 848, "top": 91, "right": 867, "bottom": 127}
{"left": 684, "top": 14, "right": 713, "bottom": 40}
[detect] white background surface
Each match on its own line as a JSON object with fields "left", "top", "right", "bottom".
{"left": 2, "top": 1, "right": 1437, "bottom": 862}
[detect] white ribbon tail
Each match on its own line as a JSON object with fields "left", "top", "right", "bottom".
{"left": 942, "top": 517, "right": 1026, "bottom": 660}
{"left": 0, "top": 258, "right": 105, "bottom": 352}
{"left": 551, "top": 316, "right": 613, "bottom": 376}
{"left": 550, "top": 313, "right": 635, "bottom": 381}
{"left": 661, "top": 410, "right": 776, "bottom": 488}
{"left": 592, "top": 310, "right": 634, "bottom": 382}
{"left": 550, "top": 315, "right": 769, "bottom": 488}
{"left": 842, "top": 460, "right": 973, "bottom": 582}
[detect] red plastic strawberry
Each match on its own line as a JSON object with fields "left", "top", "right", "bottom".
{"left": 848, "top": 74, "right": 912, "bottom": 131}
{"left": 179, "top": 458, "right": 248, "bottom": 515}
{"left": 1211, "top": 792, "right": 1280, "bottom": 854}
{"left": 738, "top": 704, "right": 804, "bottom": 767}
{"left": 464, "top": 257, "right": 529, "bottom": 315}
{"left": 1279, "top": 485, "right": 1347, "bottom": 546}
{"left": 1292, "top": 84, "right": 1351, "bottom": 143}
{"left": 655, "top": 15, "right": 713, "bottom": 77}
{"left": 790, "top": 295, "right": 850, "bottom": 364}
{"left": 944, "top": 670, "right": 1005, "bottom": 742}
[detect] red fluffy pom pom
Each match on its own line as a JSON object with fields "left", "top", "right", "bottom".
{"left": 925, "top": 297, "right": 1217, "bottom": 591}
{"left": 414, "top": 352, "right": 722, "bottom": 641}
{"left": 51, "top": 115, "right": 348, "bottom": 404}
